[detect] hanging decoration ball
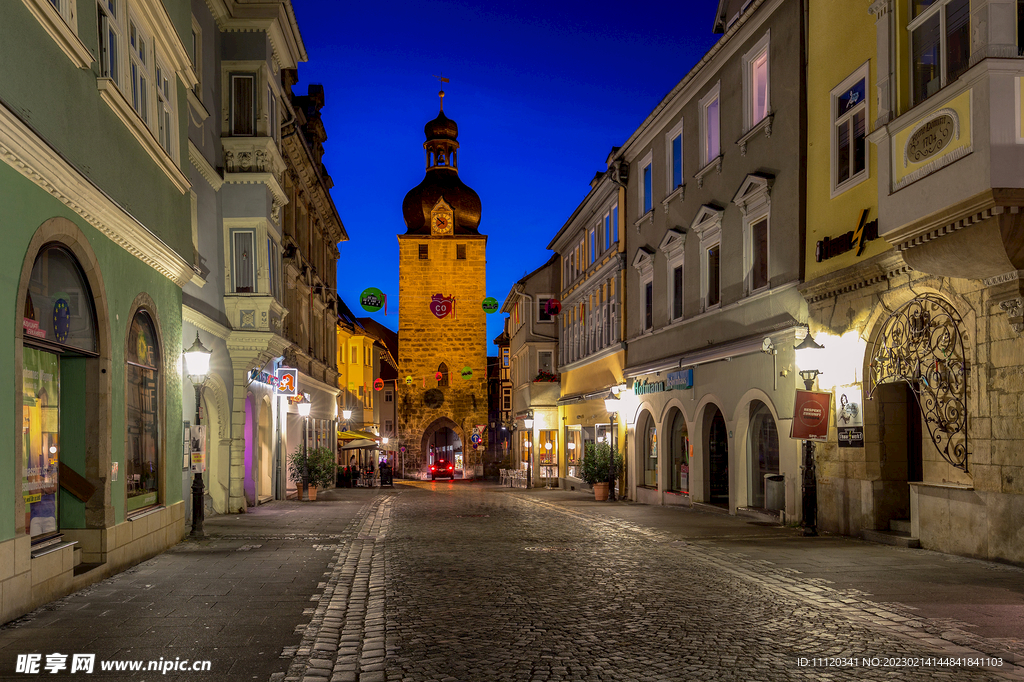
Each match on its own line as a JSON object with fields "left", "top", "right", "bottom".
{"left": 545, "top": 298, "right": 562, "bottom": 316}
{"left": 435, "top": 371, "right": 443, "bottom": 381}
{"left": 360, "top": 287, "right": 386, "bottom": 313}
{"left": 482, "top": 297, "right": 499, "bottom": 314}
{"left": 460, "top": 366, "right": 473, "bottom": 380}
{"left": 429, "top": 294, "right": 454, "bottom": 319}
{"left": 404, "top": 375, "right": 413, "bottom": 385}
{"left": 373, "top": 378, "right": 384, "bottom": 391}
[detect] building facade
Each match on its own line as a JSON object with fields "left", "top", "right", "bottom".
{"left": 183, "top": 0, "right": 344, "bottom": 511}
{"left": 396, "top": 95, "right": 488, "bottom": 478}
{"left": 619, "top": 0, "right": 807, "bottom": 515}
{"left": 501, "top": 256, "right": 560, "bottom": 485}
{"left": 4, "top": 0, "right": 197, "bottom": 622}
{"left": 548, "top": 166, "right": 627, "bottom": 488}
{"left": 800, "top": 0, "right": 1024, "bottom": 564}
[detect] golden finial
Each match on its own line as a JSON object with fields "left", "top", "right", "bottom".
{"left": 433, "top": 74, "right": 449, "bottom": 111}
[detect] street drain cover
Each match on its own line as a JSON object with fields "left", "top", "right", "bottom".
{"left": 524, "top": 547, "right": 576, "bottom": 552}
{"left": 455, "top": 514, "right": 490, "bottom": 518}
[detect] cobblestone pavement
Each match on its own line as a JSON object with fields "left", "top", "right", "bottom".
{"left": 2, "top": 483, "right": 1023, "bottom": 681}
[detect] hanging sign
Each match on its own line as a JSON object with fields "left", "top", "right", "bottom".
{"left": 360, "top": 288, "right": 386, "bottom": 313}
{"left": 835, "top": 386, "right": 864, "bottom": 448}
{"left": 404, "top": 375, "right": 413, "bottom": 385}
{"left": 461, "top": 366, "right": 473, "bottom": 380}
{"left": 430, "top": 294, "right": 454, "bottom": 319}
{"left": 545, "top": 298, "right": 561, "bottom": 316}
{"left": 790, "top": 390, "right": 832, "bottom": 442}
{"left": 276, "top": 367, "right": 298, "bottom": 396}
{"left": 482, "top": 297, "right": 499, "bottom": 314}
{"left": 373, "top": 378, "right": 384, "bottom": 391}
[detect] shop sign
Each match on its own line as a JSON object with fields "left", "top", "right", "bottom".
{"left": 667, "top": 368, "right": 693, "bottom": 390}
{"left": 632, "top": 377, "right": 666, "bottom": 395}
{"left": 276, "top": 367, "right": 298, "bottom": 396}
{"left": 815, "top": 208, "right": 878, "bottom": 262}
{"left": 250, "top": 368, "right": 279, "bottom": 388}
{"left": 23, "top": 318, "right": 46, "bottom": 339}
{"left": 836, "top": 386, "right": 864, "bottom": 448}
{"left": 790, "top": 390, "right": 832, "bottom": 442}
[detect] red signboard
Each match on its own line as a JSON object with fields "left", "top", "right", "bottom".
{"left": 790, "top": 390, "right": 832, "bottom": 441}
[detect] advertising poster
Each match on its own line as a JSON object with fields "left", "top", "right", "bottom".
{"left": 835, "top": 385, "right": 864, "bottom": 448}
{"left": 190, "top": 425, "right": 206, "bottom": 473}
{"left": 790, "top": 390, "right": 832, "bottom": 442}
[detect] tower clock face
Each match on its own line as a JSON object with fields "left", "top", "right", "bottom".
{"left": 431, "top": 210, "right": 453, "bottom": 235}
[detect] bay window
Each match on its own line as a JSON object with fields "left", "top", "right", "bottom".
{"left": 909, "top": 0, "right": 970, "bottom": 107}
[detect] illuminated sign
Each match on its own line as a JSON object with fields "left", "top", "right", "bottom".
{"left": 276, "top": 367, "right": 298, "bottom": 396}
{"left": 790, "top": 390, "right": 832, "bottom": 441}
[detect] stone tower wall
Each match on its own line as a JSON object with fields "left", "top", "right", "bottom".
{"left": 397, "top": 234, "right": 488, "bottom": 475}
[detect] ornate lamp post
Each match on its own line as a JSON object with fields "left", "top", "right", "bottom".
{"left": 183, "top": 332, "right": 212, "bottom": 538}
{"left": 604, "top": 391, "right": 621, "bottom": 502}
{"left": 794, "top": 325, "right": 824, "bottom": 536}
{"left": 298, "top": 398, "right": 311, "bottom": 500}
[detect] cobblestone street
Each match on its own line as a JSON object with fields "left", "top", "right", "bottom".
{"left": 2, "top": 483, "right": 1023, "bottom": 681}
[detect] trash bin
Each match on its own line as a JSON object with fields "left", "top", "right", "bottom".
{"left": 764, "top": 474, "right": 785, "bottom": 511}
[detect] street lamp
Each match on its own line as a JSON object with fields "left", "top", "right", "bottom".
{"left": 605, "top": 390, "right": 621, "bottom": 502}
{"left": 298, "top": 398, "right": 311, "bottom": 500}
{"left": 183, "top": 332, "right": 212, "bottom": 538}
{"left": 794, "top": 325, "right": 824, "bottom": 536}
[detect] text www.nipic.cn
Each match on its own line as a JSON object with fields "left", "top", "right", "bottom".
{"left": 16, "top": 653, "right": 213, "bottom": 674}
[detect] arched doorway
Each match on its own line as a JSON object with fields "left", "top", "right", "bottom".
{"left": 421, "top": 418, "right": 464, "bottom": 476}
{"left": 636, "top": 410, "right": 657, "bottom": 488}
{"left": 665, "top": 408, "right": 689, "bottom": 493}
{"left": 706, "top": 407, "right": 729, "bottom": 507}
{"left": 747, "top": 401, "right": 779, "bottom": 508}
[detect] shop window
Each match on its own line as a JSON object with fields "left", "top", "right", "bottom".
{"left": 22, "top": 347, "right": 61, "bottom": 538}
{"left": 667, "top": 409, "right": 689, "bottom": 493}
{"left": 22, "top": 244, "right": 99, "bottom": 540}
{"left": 644, "top": 419, "right": 658, "bottom": 488}
{"left": 566, "top": 429, "right": 582, "bottom": 478}
{"left": 539, "top": 429, "right": 557, "bottom": 479}
{"left": 748, "top": 401, "right": 779, "bottom": 509}
{"left": 125, "top": 309, "right": 160, "bottom": 512}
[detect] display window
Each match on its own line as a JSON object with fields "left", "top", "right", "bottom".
{"left": 22, "top": 244, "right": 99, "bottom": 538}
{"left": 126, "top": 310, "right": 160, "bottom": 512}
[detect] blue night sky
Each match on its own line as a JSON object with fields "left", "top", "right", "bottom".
{"left": 291, "top": 0, "right": 720, "bottom": 353}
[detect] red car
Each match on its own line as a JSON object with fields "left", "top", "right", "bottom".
{"left": 430, "top": 459, "right": 455, "bottom": 481}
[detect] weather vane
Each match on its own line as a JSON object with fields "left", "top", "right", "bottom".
{"left": 433, "top": 73, "right": 449, "bottom": 110}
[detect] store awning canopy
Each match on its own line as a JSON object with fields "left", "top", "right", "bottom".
{"left": 340, "top": 438, "right": 378, "bottom": 451}
{"left": 338, "top": 429, "right": 378, "bottom": 441}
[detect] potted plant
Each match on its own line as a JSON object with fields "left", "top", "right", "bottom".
{"left": 580, "top": 442, "right": 622, "bottom": 501}
{"left": 288, "top": 446, "right": 336, "bottom": 500}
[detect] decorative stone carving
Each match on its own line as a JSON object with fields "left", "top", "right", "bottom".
{"left": 999, "top": 297, "right": 1024, "bottom": 334}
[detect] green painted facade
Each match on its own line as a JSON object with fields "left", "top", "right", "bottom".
{"left": 1, "top": 0, "right": 192, "bottom": 545}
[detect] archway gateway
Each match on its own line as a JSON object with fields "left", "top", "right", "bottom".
{"left": 421, "top": 418, "right": 465, "bottom": 472}
{"left": 867, "top": 294, "right": 969, "bottom": 472}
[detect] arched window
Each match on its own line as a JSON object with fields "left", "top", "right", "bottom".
{"left": 437, "top": 362, "right": 449, "bottom": 387}
{"left": 126, "top": 310, "right": 161, "bottom": 512}
{"left": 22, "top": 245, "right": 99, "bottom": 538}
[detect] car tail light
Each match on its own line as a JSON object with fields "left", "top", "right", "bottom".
{"left": 448, "top": 465, "right": 453, "bottom": 470}
{"left": 430, "top": 466, "right": 435, "bottom": 471}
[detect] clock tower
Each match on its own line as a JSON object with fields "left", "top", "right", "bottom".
{"left": 396, "top": 92, "right": 488, "bottom": 478}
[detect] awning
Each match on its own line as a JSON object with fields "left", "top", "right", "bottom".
{"left": 340, "top": 439, "right": 379, "bottom": 451}
{"left": 338, "top": 429, "right": 377, "bottom": 441}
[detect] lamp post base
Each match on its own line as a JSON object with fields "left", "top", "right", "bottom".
{"left": 189, "top": 472, "right": 206, "bottom": 538}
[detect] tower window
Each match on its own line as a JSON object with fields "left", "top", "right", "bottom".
{"left": 419, "top": 244, "right": 428, "bottom": 260}
{"left": 456, "top": 244, "right": 466, "bottom": 260}
{"left": 437, "top": 362, "right": 449, "bottom": 387}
